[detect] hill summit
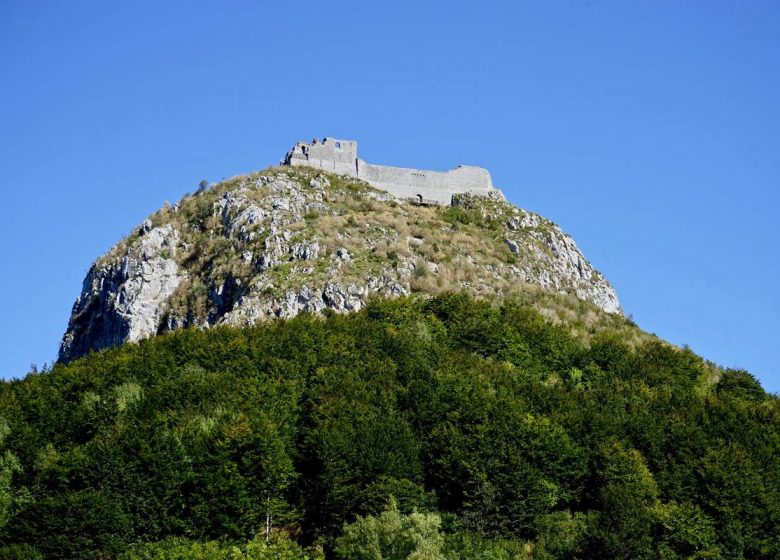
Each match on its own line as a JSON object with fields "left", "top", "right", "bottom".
{"left": 59, "top": 139, "right": 619, "bottom": 362}
{"left": 283, "top": 137, "right": 499, "bottom": 204}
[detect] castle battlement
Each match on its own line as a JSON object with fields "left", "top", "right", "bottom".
{"left": 283, "top": 137, "right": 501, "bottom": 205}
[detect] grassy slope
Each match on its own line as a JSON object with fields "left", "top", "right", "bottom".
{"left": 92, "top": 166, "right": 623, "bottom": 341}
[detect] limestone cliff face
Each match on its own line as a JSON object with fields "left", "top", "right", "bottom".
{"left": 59, "top": 166, "right": 620, "bottom": 362}
{"left": 60, "top": 224, "right": 182, "bottom": 361}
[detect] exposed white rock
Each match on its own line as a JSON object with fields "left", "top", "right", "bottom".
{"left": 290, "top": 240, "right": 320, "bottom": 261}
{"left": 309, "top": 175, "right": 330, "bottom": 190}
{"left": 59, "top": 225, "right": 183, "bottom": 362}
{"left": 519, "top": 214, "right": 540, "bottom": 228}
{"left": 59, "top": 168, "right": 621, "bottom": 362}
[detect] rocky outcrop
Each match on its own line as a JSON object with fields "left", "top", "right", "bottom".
{"left": 59, "top": 166, "right": 620, "bottom": 362}
{"left": 222, "top": 279, "right": 406, "bottom": 325}
{"left": 59, "top": 225, "right": 183, "bottom": 362}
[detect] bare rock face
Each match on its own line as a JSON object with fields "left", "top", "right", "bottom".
{"left": 500, "top": 222, "right": 619, "bottom": 315}
{"left": 59, "top": 167, "right": 620, "bottom": 362}
{"left": 59, "top": 225, "right": 182, "bottom": 362}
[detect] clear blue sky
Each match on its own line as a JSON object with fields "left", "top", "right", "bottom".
{"left": 1, "top": 1, "right": 778, "bottom": 392}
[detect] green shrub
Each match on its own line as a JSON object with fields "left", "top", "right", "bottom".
{"left": 120, "top": 536, "right": 320, "bottom": 560}
{"left": 335, "top": 498, "right": 444, "bottom": 560}
{"left": 0, "top": 544, "right": 44, "bottom": 560}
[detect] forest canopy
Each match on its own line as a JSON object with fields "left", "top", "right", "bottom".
{"left": 0, "top": 294, "right": 777, "bottom": 559}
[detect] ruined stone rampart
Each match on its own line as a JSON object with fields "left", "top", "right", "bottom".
{"left": 283, "top": 137, "right": 501, "bottom": 205}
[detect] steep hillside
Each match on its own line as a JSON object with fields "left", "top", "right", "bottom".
{"left": 1, "top": 295, "right": 778, "bottom": 559}
{"left": 60, "top": 166, "right": 619, "bottom": 362}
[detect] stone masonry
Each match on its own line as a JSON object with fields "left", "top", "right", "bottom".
{"left": 283, "top": 137, "right": 502, "bottom": 205}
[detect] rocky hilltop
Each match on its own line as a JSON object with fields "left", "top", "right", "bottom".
{"left": 59, "top": 166, "right": 620, "bottom": 362}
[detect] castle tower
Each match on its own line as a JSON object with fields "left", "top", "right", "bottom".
{"left": 284, "top": 137, "right": 358, "bottom": 176}
{"left": 283, "top": 137, "right": 502, "bottom": 205}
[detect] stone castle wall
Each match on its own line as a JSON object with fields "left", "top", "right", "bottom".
{"left": 284, "top": 137, "right": 498, "bottom": 204}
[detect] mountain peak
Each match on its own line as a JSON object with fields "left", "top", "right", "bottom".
{"left": 59, "top": 152, "right": 619, "bottom": 362}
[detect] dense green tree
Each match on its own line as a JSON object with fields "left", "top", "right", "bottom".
{"left": 0, "top": 295, "right": 776, "bottom": 558}
{"left": 655, "top": 501, "right": 721, "bottom": 559}
{"left": 335, "top": 499, "right": 444, "bottom": 560}
{"left": 0, "top": 420, "right": 24, "bottom": 531}
{"left": 119, "top": 535, "right": 320, "bottom": 560}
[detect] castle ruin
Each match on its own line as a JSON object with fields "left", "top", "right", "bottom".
{"left": 282, "top": 138, "right": 501, "bottom": 205}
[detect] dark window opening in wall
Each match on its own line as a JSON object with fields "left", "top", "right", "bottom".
{"left": 335, "top": 142, "right": 341, "bottom": 148}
